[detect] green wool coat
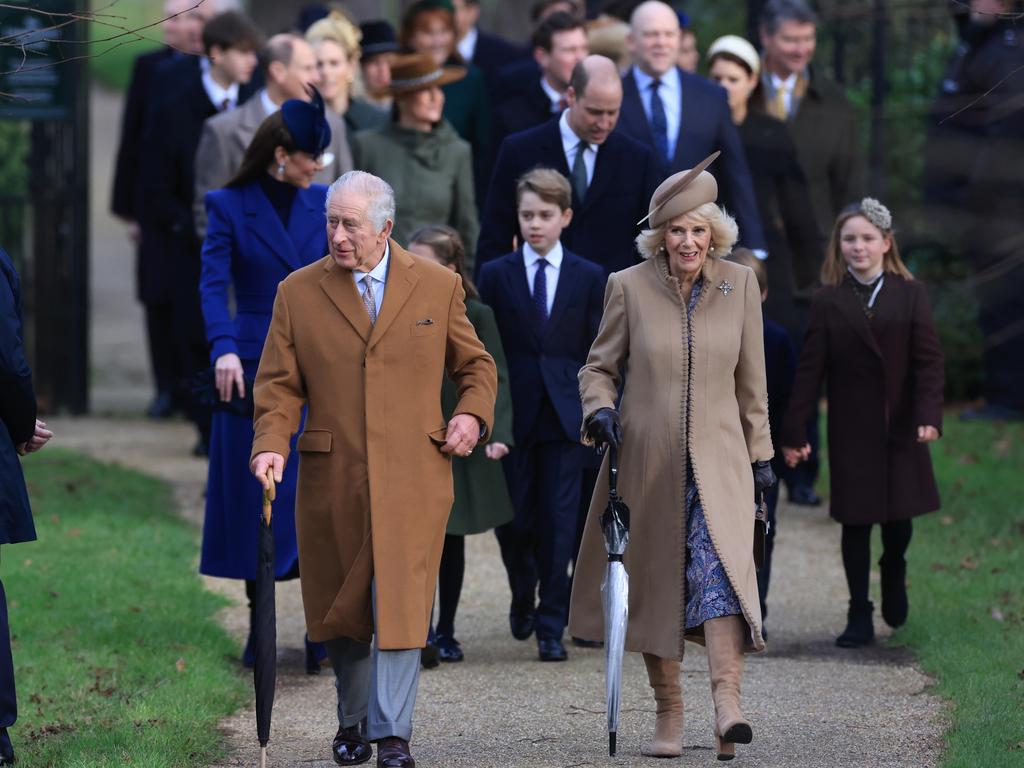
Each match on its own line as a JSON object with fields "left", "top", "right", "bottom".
{"left": 442, "top": 298, "right": 514, "bottom": 535}
{"left": 352, "top": 120, "right": 480, "bottom": 270}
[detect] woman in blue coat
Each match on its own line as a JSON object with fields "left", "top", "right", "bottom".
{"left": 199, "top": 93, "right": 332, "bottom": 672}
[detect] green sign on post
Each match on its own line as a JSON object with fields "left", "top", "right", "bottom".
{"left": 0, "top": 0, "right": 77, "bottom": 120}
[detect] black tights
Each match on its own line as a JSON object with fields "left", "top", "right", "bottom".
{"left": 436, "top": 535, "right": 465, "bottom": 638}
{"left": 840, "top": 520, "right": 913, "bottom": 604}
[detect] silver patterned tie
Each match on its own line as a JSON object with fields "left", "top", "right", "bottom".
{"left": 361, "top": 275, "right": 377, "bottom": 324}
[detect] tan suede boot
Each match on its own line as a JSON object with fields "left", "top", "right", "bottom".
{"left": 704, "top": 616, "right": 752, "bottom": 761}
{"left": 640, "top": 652, "right": 683, "bottom": 757}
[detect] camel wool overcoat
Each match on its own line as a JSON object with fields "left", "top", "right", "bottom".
{"left": 568, "top": 255, "right": 773, "bottom": 659}
{"left": 251, "top": 242, "right": 497, "bottom": 649}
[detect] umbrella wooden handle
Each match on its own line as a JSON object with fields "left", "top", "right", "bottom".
{"left": 262, "top": 468, "right": 276, "bottom": 526}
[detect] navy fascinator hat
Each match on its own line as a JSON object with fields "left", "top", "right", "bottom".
{"left": 281, "top": 87, "right": 332, "bottom": 156}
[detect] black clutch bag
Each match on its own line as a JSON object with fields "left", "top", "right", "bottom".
{"left": 753, "top": 491, "right": 769, "bottom": 571}
{"left": 191, "top": 367, "right": 255, "bottom": 418}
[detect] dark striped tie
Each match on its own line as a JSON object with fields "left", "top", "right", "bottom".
{"left": 649, "top": 79, "right": 669, "bottom": 163}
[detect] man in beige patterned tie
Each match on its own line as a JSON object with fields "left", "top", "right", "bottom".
{"left": 250, "top": 170, "right": 496, "bottom": 767}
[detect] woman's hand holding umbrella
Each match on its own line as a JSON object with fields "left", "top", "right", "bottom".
{"left": 586, "top": 408, "right": 623, "bottom": 451}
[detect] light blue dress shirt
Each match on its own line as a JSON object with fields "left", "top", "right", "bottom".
{"left": 632, "top": 64, "right": 681, "bottom": 163}
{"left": 353, "top": 242, "right": 390, "bottom": 318}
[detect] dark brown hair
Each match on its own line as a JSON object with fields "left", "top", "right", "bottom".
{"left": 726, "top": 247, "right": 767, "bottom": 293}
{"left": 408, "top": 224, "right": 479, "bottom": 300}
{"left": 226, "top": 112, "right": 297, "bottom": 189}
{"left": 202, "top": 11, "right": 264, "bottom": 56}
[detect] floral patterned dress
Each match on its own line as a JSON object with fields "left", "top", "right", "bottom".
{"left": 682, "top": 277, "right": 743, "bottom": 630}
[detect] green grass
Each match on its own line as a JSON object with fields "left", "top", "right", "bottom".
{"left": 891, "top": 419, "right": 1024, "bottom": 766}
{"left": 4, "top": 450, "right": 248, "bottom": 767}
{"left": 88, "top": 0, "right": 165, "bottom": 90}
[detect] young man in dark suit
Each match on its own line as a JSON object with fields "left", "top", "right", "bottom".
{"left": 478, "top": 55, "right": 661, "bottom": 276}
{"left": 478, "top": 169, "right": 604, "bottom": 663}
{"left": 490, "top": 12, "right": 588, "bottom": 153}
{"left": 110, "top": 0, "right": 214, "bottom": 418}
{"left": 453, "top": 0, "right": 527, "bottom": 92}
{"left": 138, "top": 10, "right": 263, "bottom": 455}
{"left": 618, "top": 1, "right": 767, "bottom": 253}
{"left": 0, "top": 248, "right": 53, "bottom": 766}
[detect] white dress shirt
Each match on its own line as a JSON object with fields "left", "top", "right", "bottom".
{"left": 559, "top": 110, "right": 598, "bottom": 186}
{"left": 457, "top": 27, "right": 478, "bottom": 64}
{"left": 770, "top": 72, "right": 799, "bottom": 117}
{"left": 201, "top": 69, "right": 240, "bottom": 112}
{"left": 631, "top": 64, "right": 681, "bottom": 162}
{"left": 539, "top": 76, "right": 564, "bottom": 113}
{"left": 522, "top": 240, "right": 563, "bottom": 315}
{"left": 353, "top": 242, "right": 390, "bottom": 318}
{"left": 260, "top": 88, "right": 278, "bottom": 117}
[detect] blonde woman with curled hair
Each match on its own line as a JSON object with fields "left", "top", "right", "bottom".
{"left": 569, "top": 154, "right": 774, "bottom": 760}
{"left": 305, "top": 10, "right": 388, "bottom": 133}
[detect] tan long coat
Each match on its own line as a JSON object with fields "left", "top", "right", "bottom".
{"left": 568, "top": 255, "right": 772, "bottom": 659}
{"left": 251, "top": 242, "right": 496, "bottom": 649}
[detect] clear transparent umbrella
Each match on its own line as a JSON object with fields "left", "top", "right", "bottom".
{"left": 600, "top": 446, "right": 630, "bottom": 757}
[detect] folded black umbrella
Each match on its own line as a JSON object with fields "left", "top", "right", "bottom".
{"left": 254, "top": 470, "right": 277, "bottom": 768}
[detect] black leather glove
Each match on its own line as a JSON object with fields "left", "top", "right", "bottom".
{"left": 753, "top": 460, "right": 777, "bottom": 495}
{"left": 585, "top": 408, "right": 622, "bottom": 450}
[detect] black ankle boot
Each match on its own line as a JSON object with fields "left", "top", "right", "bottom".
{"left": 836, "top": 600, "right": 875, "bottom": 648}
{"left": 879, "top": 555, "right": 908, "bottom": 628}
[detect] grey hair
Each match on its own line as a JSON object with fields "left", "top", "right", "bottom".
{"left": 760, "top": 0, "right": 818, "bottom": 35}
{"left": 634, "top": 202, "right": 739, "bottom": 260}
{"left": 325, "top": 171, "right": 396, "bottom": 233}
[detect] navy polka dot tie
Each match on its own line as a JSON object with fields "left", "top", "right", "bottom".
{"left": 533, "top": 258, "right": 549, "bottom": 327}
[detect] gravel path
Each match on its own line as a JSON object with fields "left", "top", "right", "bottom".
{"left": 74, "top": 82, "right": 946, "bottom": 768}
{"left": 51, "top": 417, "right": 948, "bottom": 768}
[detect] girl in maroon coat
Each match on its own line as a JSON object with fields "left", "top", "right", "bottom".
{"left": 782, "top": 198, "right": 944, "bottom": 648}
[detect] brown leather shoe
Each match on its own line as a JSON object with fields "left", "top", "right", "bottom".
{"left": 332, "top": 724, "right": 372, "bottom": 765}
{"left": 376, "top": 736, "right": 415, "bottom": 768}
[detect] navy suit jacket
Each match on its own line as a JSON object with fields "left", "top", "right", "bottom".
{"left": 200, "top": 182, "right": 329, "bottom": 363}
{"left": 0, "top": 249, "right": 36, "bottom": 545}
{"left": 111, "top": 48, "right": 175, "bottom": 221}
{"left": 491, "top": 78, "right": 555, "bottom": 162}
{"left": 478, "top": 248, "right": 604, "bottom": 446}
{"left": 471, "top": 30, "right": 527, "bottom": 92}
{"left": 618, "top": 67, "right": 767, "bottom": 251}
{"left": 478, "top": 119, "right": 662, "bottom": 276}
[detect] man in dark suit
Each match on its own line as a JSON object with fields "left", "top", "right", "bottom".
{"left": 453, "top": 0, "right": 527, "bottom": 92}
{"left": 478, "top": 55, "right": 661, "bottom": 275}
{"left": 753, "top": 0, "right": 865, "bottom": 502}
{"left": 618, "top": 1, "right": 766, "bottom": 252}
{"left": 490, "top": 12, "right": 588, "bottom": 154}
{"left": 755, "top": 0, "right": 863, "bottom": 241}
{"left": 0, "top": 247, "right": 53, "bottom": 766}
{"left": 478, "top": 169, "right": 604, "bottom": 663}
{"left": 110, "top": 0, "right": 215, "bottom": 419}
{"left": 139, "top": 10, "right": 263, "bottom": 454}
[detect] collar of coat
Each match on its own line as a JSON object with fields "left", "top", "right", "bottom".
{"left": 653, "top": 250, "right": 725, "bottom": 301}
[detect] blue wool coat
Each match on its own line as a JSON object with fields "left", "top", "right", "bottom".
{"left": 198, "top": 181, "right": 328, "bottom": 579}
{"left": 0, "top": 249, "right": 36, "bottom": 546}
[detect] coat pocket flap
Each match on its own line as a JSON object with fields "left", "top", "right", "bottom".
{"left": 427, "top": 426, "right": 448, "bottom": 446}
{"left": 297, "top": 429, "right": 333, "bottom": 453}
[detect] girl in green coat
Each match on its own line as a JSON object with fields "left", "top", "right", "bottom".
{"left": 408, "top": 225, "right": 515, "bottom": 663}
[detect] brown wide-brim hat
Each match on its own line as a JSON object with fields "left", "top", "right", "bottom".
{"left": 639, "top": 151, "right": 721, "bottom": 229}
{"left": 384, "top": 53, "right": 466, "bottom": 96}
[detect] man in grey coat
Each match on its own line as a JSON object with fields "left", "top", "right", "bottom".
{"left": 193, "top": 33, "right": 353, "bottom": 237}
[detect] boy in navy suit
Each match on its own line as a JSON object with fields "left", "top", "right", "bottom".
{"left": 728, "top": 248, "right": 796, "bottom": 638}
{"left": 478, "top": 168, "right": 604, "bottom": 662}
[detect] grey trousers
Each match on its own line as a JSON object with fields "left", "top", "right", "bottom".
{"left": 323, "top": 585, "right": 421, "bottom": 742}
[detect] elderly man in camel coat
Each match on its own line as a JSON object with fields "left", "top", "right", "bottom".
{"left": 250, "top": 170, "right": 496, "bottom": 768}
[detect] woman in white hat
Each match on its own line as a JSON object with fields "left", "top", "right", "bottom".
{"left": 568, "top": 154, "right": 775, "bottom": 761}
{"left": 707, "top": 34, "right": 822, "bottom": 335}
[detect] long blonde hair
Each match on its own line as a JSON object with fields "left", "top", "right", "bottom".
{"left": 820, "top": 204, "right": 913, "bottom": 286}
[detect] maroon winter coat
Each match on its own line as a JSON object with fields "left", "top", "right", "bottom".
{"left": 782, "top": 274, "right": 944, "bottom": 525}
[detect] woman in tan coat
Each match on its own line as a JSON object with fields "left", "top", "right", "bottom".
{"left": 568, "top": 156, "right": 775, "bottom": 761}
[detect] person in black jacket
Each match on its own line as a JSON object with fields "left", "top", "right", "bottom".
{"left": 0, "top": 247, "right": 53, "bottom": 766}
{"left": 707, "top": 34, "right": 822, "bottom": 335}
{"left": 138, "top": 11, "right": 263, "bottom": 454}
{"left": 110, "top": 0, "right": 215, "bottom": 419}
{"left": 452, "top": 0, "right": 527, "bottom": 93}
